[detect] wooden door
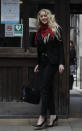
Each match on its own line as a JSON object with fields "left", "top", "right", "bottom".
{"left": 0, "top": 0, "right": 70, "bottom": 118}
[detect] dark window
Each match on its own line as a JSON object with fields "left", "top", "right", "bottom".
{"left": 0, "top": 0, "right": 23, "bottom": 48}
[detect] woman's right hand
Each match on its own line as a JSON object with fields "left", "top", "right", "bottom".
{"left": 34, "top": 64, "right": 39, "bottom": 72}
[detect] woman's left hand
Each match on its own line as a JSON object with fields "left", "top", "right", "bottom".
{"left": 59, "top": 64, "right": 64, "bottom": 74}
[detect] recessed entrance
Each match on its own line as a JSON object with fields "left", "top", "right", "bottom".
{"left": 70, "top": 13, "right": 82, "bottom": 117}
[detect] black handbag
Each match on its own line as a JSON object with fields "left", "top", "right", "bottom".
{"left": 21, "top": 84, "right": 40, "bottom": 104}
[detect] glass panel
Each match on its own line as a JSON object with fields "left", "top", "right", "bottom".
{"left": 0, "top": 0, "right": 23, "bottom": 47}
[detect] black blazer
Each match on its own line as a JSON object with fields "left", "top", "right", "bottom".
{"left": 70, "top": 47, "right": 76, "bottom": 65}
{"left": 37, "top": 33, "right": 65, "bottom": 66}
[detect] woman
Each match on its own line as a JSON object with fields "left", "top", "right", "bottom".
{"left": 34, "top": 9, "right": 64, "bottom": 128}
{"left": 69, "top": 40, "right": 76, "bottom": 90}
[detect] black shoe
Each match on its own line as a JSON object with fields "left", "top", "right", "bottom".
{"left": 48, "top": 116, "right": 58, "bottom": 127}
{"left": 32, "top": 119, "right": 46, "bottom": 127}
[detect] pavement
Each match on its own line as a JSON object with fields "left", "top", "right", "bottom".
{"left": 0, "top": 118, "right": 82, "bottom": 131}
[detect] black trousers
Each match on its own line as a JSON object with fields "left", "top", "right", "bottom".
{"left": 39, "top": 63, "right": 58, "bottom": 116}
{"left": 69, "top": 75, "right": 74, "bottom": 90}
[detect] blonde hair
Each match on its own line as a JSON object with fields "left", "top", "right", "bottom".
{"left": 36, "top": 9, "right": 61, "bottom": 40}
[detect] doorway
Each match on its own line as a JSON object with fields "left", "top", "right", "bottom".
{"left": 70, "top": 14, "right": 82, "bottom": 117}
